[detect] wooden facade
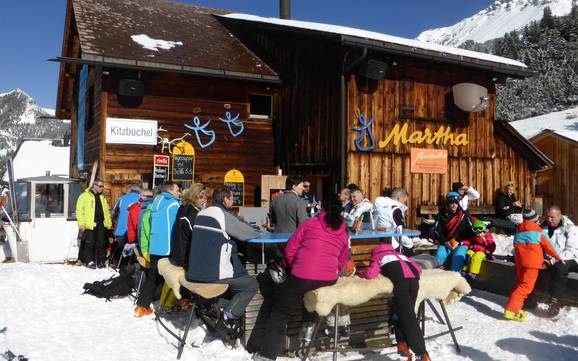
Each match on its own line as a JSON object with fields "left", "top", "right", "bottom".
{"left": 532, "top": 131, "right": 578, "bottom": 220}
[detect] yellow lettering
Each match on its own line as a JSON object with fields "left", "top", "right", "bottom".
{"left": 378, "top": 123, "right": 409, "bottom": 148}
{"left": 455, "top": 133, "right": 468, "bottom": 145}
{"left": 408, "top": 130, "right": 423, "bottom": 143}
{"left": 442, "top": 126, "right": 455, "bottom": 145}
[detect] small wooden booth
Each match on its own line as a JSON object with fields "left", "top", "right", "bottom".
{"left": 55, "top": 0, "right": 555, "bottom": 354}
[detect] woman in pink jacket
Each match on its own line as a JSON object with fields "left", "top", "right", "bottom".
{"left": 252, "top": 195, "right": 350, "bottom": 361}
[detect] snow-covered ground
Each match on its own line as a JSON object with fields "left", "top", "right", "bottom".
{"left": 1, "top": 263, "right": 577, "bottom": 361}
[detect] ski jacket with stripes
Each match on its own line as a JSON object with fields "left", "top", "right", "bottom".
{"left": 187, "top": 204, "right": 259, "bottom": 282}
{"left": 113, "top": 192, "right": 140, "bottom": 237}
{"left": 514, "top": 220, "right": 561, "bottom": 269}
{"left": 358, "top": 243, "right": 422, "bottom": 283}
{"left": 170, "top": 204, "right": 200, "bottom": 268}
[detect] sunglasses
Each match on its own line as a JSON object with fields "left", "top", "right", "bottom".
{"left": 95, "top": 184, "right": 104, "bottom": 188}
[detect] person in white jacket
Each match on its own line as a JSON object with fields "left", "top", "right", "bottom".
{"left": 374, "top": 188, "right": 414, "bottom": 255}
{"left": 452, "top": 182, "right": 480, "bottom": 211}
{"left": 343, "top": 190, "right": 373, "bottom": 227}
{"left": 540, "top": 205, "right": 578, "bottom": 316}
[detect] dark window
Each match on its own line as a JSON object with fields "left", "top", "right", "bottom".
{"left": 35, "top": 184, "right": 64, "bottom": 218}
{"left": 250, "top": 94, "right": 272, "bottom": 119}
{"left": 86, "top": 85, "right": 95, "bottom": 131}
{"left": 6, "top": 183, "right": 31, "bottom": 220}
{"left": 68, "top": 183, "right": 82, "bottom": 219}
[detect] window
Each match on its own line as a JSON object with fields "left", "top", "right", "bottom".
{"left": 250, "top": 94, "right": 272, "bottom": 119}
{"left": 34, "top": 184, "right": 64, "bottom": 218}
{"left": 68, "top": 183, "right": 82, "bottom": 219}
{"left": 6, "top": 183, "right": 31, "bottom": 220}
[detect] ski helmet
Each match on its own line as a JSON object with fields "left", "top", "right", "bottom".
{"left": 472, "top": 220, "right": 486, "bottom": 233}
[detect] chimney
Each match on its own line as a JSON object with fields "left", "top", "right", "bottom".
{"left": 280, "top": 0, "right": 291, "bottom": 19}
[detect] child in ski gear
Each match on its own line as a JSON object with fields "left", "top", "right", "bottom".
{"left": 462, "top": 220, "right": 495, "bottom": 279}
{"left": 358, "top": 242, "right": 429, "bottom": 361}
{"left": 504, "top": 208, "right": 563, "bottom": 322}
{"left": 252, "top": 194, "right": 350, "bottom": 361}
{"left": 433, "top": 192, "right": 473, "bottom": 271}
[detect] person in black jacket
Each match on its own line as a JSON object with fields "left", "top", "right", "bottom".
{"left": 495, "top": 181, "right": 523, "bottom": 224}
{"left": 170, "top": 183, "right": 206, "bottom": 268}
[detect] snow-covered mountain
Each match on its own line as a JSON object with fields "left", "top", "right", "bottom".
{"left": 0, "top": 89, "right": 69, "bottom": 176}
{"left": 417, "top": 0, "right": 575, "bottom": 46}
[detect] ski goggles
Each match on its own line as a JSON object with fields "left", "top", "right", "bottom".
{"left": 473, "top": 227, "right": 486, "bottom": 232}
{"left": 446, "top": 198, "right": 460, "bottom": 204}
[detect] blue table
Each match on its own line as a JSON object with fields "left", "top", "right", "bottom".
{"left": 248, "top": 229, "right": 421, "bottom": 263}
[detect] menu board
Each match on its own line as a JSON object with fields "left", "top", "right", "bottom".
{"left": 172, "top": 155, "right": 194, "bottom": 181}
{"left": 224, "top": 169, "right": 245, "bottom": 207}
{"left": 153, "top": 155, "right": 170, "bottom": 188}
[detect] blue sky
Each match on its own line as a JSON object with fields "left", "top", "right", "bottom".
{"left": 0, "top": 0, "right": 494, "bottom": 109}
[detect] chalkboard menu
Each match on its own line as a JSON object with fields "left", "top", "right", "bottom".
{"left": 224, "top": 181, "right": 244, "bottom": 207}
{"left": 153, "top": 166, "right": 169, "bottom": 187}
{"left": 172, "top": 154, "right": 194, "bottom": 181}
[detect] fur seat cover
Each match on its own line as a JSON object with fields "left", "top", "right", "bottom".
{"left": 157, "top": 258, "right": 228, "bottom": 300}
{"left": 303, "top": 269, "right": 471, "bottom": 317}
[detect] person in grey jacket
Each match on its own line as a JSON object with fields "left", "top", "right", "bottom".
{"left": 270, "top": 175, "right": 308, "bottom": 233}
{"left": 187, "top": 185, "right": 260, "bottom": 338}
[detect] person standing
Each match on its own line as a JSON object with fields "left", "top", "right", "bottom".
{"left": 374, "top": 187, "right": 413, "bottom": 254}
{"left": 252, "top": 195, "right": 350, "bottom": 361}
{"left": 452, "top": 182, "right": 480, "bottom": 211}
{"left": 504, "top": 208, "right": 562, "bottom": 321}
{"left": 302, "top": 180, "right": 320, "bottom": 217}
{"left": 111, "top": 184, "right": 142, "bottom": 265}
{"left": 358, "top": 242, "right": 430, "bottom": 361}
{"left": 170, "top": 183, "right": 206, "bottom": 268}
{"left": 270, "top": 175, "right": 308, "bottom": 233}
{"left": 187, "top": 185, "right": 260, "bottom": 338}
{"left": 541, "top": 206, "right": 578, "bottom": 316}
{"left": 135, "top": 181, "right": 181, "bottom": 317}
{"left": 75, "top": 178, "right": 112, "bottom": 268}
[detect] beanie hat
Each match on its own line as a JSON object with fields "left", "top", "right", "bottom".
{"left": 446, "top": 191, "right": 460, "bottom": 201}
{"left": 522, "top": 208, "right": 539, "bottom": 222}
{"left": 452, "top": 182, "right": 464, "bottom": 192}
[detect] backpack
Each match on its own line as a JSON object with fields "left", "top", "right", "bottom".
{"left": 82, "top": 273, "right": 134, "bottom": 301}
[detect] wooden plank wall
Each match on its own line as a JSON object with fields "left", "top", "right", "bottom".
{"left": 347, "top": 61, "right": 533, "bottom": 227}
{"left": 533, "top": 134, "right": 578, "bottom": 220}
{"left": 100, "top": 72, "right": 276, "bottom": 204}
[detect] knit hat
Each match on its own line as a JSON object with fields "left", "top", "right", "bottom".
{"left": 522, "top": 208, "right": 539, "bottom": 222}
{"left": 446, "top": 191, "right": 460, "bottom": 201}
{"left": 452, "top": 182, "right": 464, "bottom": 192}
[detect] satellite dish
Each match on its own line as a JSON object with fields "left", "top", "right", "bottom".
{"left": 452, "top": 83, "right": 489, "bottom": 112}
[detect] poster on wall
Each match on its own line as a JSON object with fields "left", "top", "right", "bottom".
{"left": 171, "top": 141, "right": 195, "bottom": 183}
{"left": 153, "top": 155, "right": 170, "bottom": 188}
{"left": 224, "top": 169, "right": 245, "bottom": 207}
{"left": 410, "top": 148, "right": 448, "bottom": 174}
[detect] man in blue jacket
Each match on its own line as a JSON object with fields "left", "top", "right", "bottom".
{"left": 111, "top": 183, "right": 141, "bottom": 266}
{"left": 187, "top": 185, "right": 260, "bottom": 337}
{"left": 135, "top": 181, "right": 181, "bottom": 317}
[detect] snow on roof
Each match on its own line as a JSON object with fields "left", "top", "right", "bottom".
{"left": 510, "top": 106, "right": 578, "bottom": 141}
{"left": 222, "top": 13, "right": 528, "bottom": 70}
{"left": 131, "top": 34, "right": 183, "bottom": 52}
{"left": 2, "top": 139, "right": 70, "bottom": 181}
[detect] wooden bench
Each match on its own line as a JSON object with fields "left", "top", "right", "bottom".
{"left": 474, "top": 259, "right": 578, "bottom": 307}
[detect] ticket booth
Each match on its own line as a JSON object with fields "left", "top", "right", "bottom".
{"left": 1, "top": 175, "right": 82, "bottom": 263}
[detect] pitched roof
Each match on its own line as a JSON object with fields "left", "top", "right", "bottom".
{"left": 220, "top": 13, "right": 531, "bottom": 78}
{"left": 494, "top": 121, "right": 554, "bottom": 171}
{"left": 511, "top": 106, "right": 578, "bottom": 140}
{"left": 69, "top": 0, "right": 278, "bottom": 80}
{"left": 531, "top": 129, "right": 578, "bottom": 144}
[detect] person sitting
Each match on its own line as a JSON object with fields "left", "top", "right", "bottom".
{"left": 540, "top": 206, "right": 578, "bottom": 317}
{"left": 495, "top": 181, "right": 523, "bottom": 224}
{"left": 374, "top": 187, "right": 414, "bottom": 255}
{"left": 343, "top": 189, "right": 373, "bottom": 227}
{"left": 461, "top": 220, "right": 495, "bottom": 280}
{"left": 170, "top": 183, "right": 206, "bottom": 268}
{"left": 452, "top": 182, "right": 480, "bottom": 211}
{"left": 433, "top": 192, "right": 473, "bottom": 272}
{"left": 186, "top": 185, "right": 260, "bottom": 339}
{"left": 338, "top": 187, "right": 352, "bottom": 214}
{"left": 251, "top": 194, "right": 350, "bottom": 361}
{"left": 358, "top": 241, "right": 430, "bottom": 361}
{"left": 504, "top": 208, "right": 562, "bottom": 322}
{"left": 270, "top": 175, "right": 308, "bottom": 233}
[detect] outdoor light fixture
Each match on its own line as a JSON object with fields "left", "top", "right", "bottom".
{"left": 452, "top": 83, "right": 489, "bottom": 112}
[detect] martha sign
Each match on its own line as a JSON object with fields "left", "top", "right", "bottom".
{"left": 105, "top": 118, "right": 158, "bottom": 145}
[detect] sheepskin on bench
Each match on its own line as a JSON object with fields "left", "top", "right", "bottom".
{"left": 303, "top": 269, "right": 471, "bottom": 317}
{"left": 157, "top": 258, "right": 228, "bottom": 300}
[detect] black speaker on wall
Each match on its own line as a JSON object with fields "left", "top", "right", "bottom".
{"left": 357, "top": 59, "right": 388, "bottom": 80}
{"left": 118, "top": 79, "right": 144, "bottom": 97}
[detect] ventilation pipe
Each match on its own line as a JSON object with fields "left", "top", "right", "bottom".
{"left": 280, "top": 0, "right": 291, "bottom": 19}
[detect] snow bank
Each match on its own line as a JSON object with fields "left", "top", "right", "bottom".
{"left": 131, "top": 34, "right": 183, "bottom": 52}
{"left": 1, "top": 263, "right": 577, "bottom": 361}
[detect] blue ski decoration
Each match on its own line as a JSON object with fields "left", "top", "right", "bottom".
{"left": 185, "top": 116, "right": 216, "bottom": 149}
{"left": 219, "top": 111, "right": 244, "bottom": 137}
{"left": 352, "top": 114, "right": 376, "bottom": 152}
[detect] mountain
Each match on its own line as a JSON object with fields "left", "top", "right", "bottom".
{"left": 0, "top": 89, "right": 70, "bottom": 177}
{"left": 417, "top": 0, "right": 575, "bottom": 46}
